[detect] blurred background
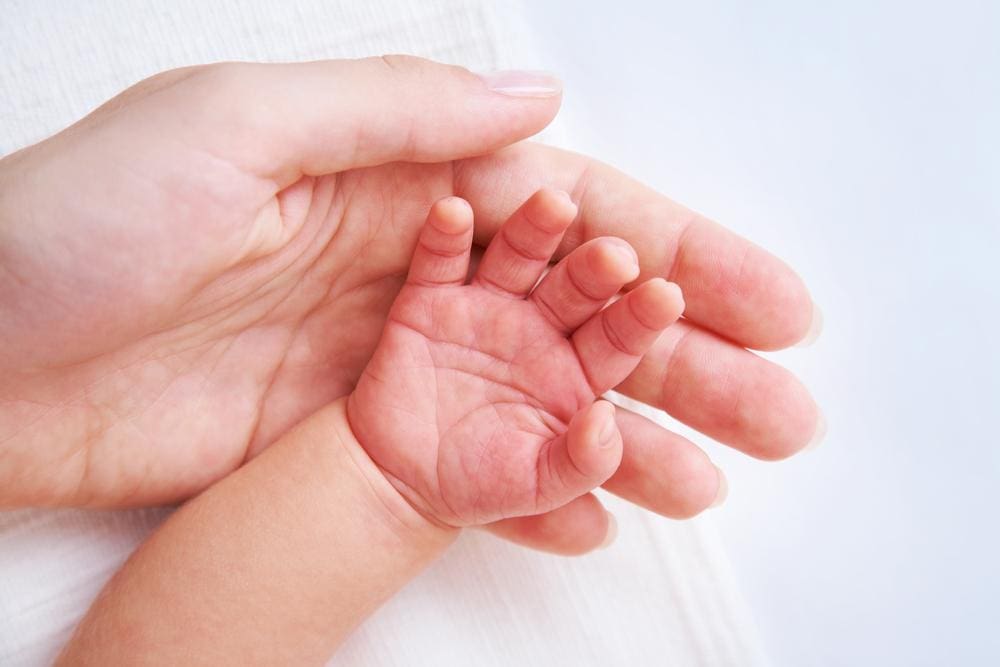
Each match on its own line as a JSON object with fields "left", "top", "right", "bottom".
{"left": 526, "top": 1, "right": 999, "bottom": 664}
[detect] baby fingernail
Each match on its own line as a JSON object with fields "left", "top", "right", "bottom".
{"left": 477, "top": 70, "right": 563, "bottom": 98}
{"left": 710, "top": 465, "right": 729, "bottom": 508}
{"left": 599, "top": 512, "right": 618, "bottom": 549}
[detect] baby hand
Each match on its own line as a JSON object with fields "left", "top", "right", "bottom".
{"left": 348, "top": 189, "right": 684, "bottom": 526}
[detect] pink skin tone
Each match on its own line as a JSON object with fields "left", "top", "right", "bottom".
{"left": 0, "top": 56, "right": 822, "bottom": 556}
{"left": 55, "top": 194, "right": 685, "bottom": 664}
{"left": 349, "top": 191, "right": 683, "bottom": 526}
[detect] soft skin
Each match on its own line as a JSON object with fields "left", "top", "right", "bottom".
{"left": 0, "top": 56, "right": 822, "bottom": 554}
{"left": 57, "top": 397, "right": 459, "bottom": 666}
{"left": 58, "top": 193, "right": 683, "bottom": 665}
{"left": 350, "top": 191, "right": 684, "bottom": 526}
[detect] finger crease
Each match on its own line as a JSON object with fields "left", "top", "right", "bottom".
{"left": 418, "top": 240, "right": 467, "bottom": 259}
{"left": 531, "top": 293, "right": 574, "bottom": 333}
{"left": 625, "top": 293, "right": 659, "bottom": 330}
{"left": 565, "top": 262, "right": 611, "bottom": 302}
{"left": 601, "top": 312, "right": 638, "bottom": 356}
{"left": 473, "top": 273, "right": 524, "bottom": 299}
{"left": 665, "top": 214, "right": 698, "bottom": 284}
{"left": 501, "top": 227, "right": 554, "bottom": 262}
{"left": 659, "top": 324, "right": 698, "bottom": 406}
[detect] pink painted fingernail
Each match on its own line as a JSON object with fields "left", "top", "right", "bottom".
{"left": 477, "top": 70, "right": 562, "bottom": 97}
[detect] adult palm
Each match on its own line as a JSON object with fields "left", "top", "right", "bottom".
{"left": 0, "top": 57, "right": 820, "bottom": 549}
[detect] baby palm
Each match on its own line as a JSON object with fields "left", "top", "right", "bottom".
{"left": 349, "top": 191, "right": 684, "bottom": 526}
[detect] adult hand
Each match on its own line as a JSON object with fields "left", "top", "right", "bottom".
{"left": 0, "top": 56, "right": 821, "bottom": 552}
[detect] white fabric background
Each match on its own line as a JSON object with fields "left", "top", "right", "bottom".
{"left": 522, "top": 2, "right": 1000, "bottom": 665}
{"left": 0, "top": 2, "right": 768, "bottom": 665}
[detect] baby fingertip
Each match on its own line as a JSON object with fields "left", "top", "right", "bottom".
{"left": 596, "top": 401, "right": 618, "bottom": 449}
{"left": 429, "top": 196, "right": 473, "bottom": 234}
{"left": 650, "top": 277, "right": 684, "bottom": 307}
{"left": 592, "top": 238, "right": 640, "bottom": 282}
{"left": 553, "top": 189, "right": 574, "bottom": 203}
{"left": 631, "top": 278, "right": 685, "bottom": 329}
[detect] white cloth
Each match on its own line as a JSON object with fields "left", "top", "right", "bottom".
{"left": 0, "top": 1, "right": 769, "bottom": 665}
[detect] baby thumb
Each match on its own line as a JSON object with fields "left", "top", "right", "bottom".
{"left": 535, "top": 401, "right": 623, "bottom": 513}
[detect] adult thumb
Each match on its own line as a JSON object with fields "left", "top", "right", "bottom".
{"left": 166, "top": 55, "right": 562, "bottom": 186}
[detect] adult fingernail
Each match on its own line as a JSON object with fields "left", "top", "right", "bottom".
{"left": 599, "top": 511, "right": 618, "bottom": 549}
{"left": 803, "top": 412, "right": 828, "bottom": 452}
{"left": 796, "top": 302, "right": 824, "bottom": 347}
{"left": 477, "top": 70, "right": 562, "bottom": 98}
{"left": 598, "top": 404, "right": 617, "bottom": 448}
{"left": 710, "top": 466, "right": 729, "bottom": 508}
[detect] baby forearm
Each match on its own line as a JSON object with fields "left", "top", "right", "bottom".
{"left": 58, "top": 398, "right": 457, "bottom": 665}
